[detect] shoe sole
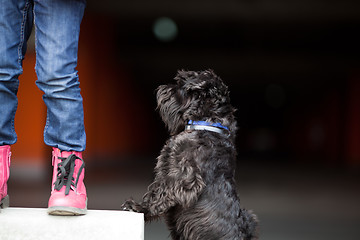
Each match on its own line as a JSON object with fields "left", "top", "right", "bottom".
{"left": 0, "top": 195, "right": 10, "bottom": 210}
{"left": 47, "top": 206, "right": 87, "bottom": 216}
{"left": 47, "top": 198, "right": 88, "bottom": 216}
{"left": 0, "top": 195, "right": 87, "bottom": 215}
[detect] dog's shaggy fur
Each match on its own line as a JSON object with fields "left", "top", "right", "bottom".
{"left": 121, "top": 70, "right": 258, "bottom": 240}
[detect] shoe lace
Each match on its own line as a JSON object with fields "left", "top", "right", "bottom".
{"left": 54, "top": 154, "right": 85, "bottom": 196}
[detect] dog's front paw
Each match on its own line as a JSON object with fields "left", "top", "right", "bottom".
{"left": 120, "top": 199, "right": 144, "bottom": 213}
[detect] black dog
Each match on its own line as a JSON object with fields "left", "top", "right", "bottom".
{"left": 121, "top": 70, "right": 258, "bottom": 240}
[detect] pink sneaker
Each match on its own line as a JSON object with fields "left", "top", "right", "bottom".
{"left": 48, "top": 148, "right": 87, "bottom": 215}
{"left": 0, "top": 145, "right": 11, "bottom": 210}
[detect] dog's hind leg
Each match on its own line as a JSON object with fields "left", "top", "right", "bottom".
{"left": 239, "top": 208, "right": 259, "bottom": 240}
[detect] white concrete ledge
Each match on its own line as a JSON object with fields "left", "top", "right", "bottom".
{"left": 0, "top": 208, "right": 144, "bottom": 240}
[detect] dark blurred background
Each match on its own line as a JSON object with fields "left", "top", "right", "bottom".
{"left": 8, "top": 0, "right": 360, "bottom": 239}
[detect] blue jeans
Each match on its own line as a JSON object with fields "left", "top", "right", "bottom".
{"left": 0, "top": 0, "right": 86, "bottom": 152}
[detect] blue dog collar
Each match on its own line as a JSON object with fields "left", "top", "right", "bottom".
{"left": 185, "top": 120, "right": 230, "bottom": 136}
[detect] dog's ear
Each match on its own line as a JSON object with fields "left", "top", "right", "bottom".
{"left": 156, "top": 84, "right": 189, "bottom": 135}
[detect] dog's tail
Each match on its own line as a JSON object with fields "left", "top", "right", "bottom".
{"left": 239, "top": 208, "right": 259, "bottom": 240}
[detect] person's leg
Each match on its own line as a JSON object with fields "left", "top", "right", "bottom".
{"left": 0, "top": 0, "right": 33, "bottom": 209}
{"left": 0, "top": 0, "right": 33, "bottom": 147}
{"left": 33, "top": 0, "right": 87, "bottom": 215}
{"left": 34, "top": 0, "right": 86, "bottom": 152}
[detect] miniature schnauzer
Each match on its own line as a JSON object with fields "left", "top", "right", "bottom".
{"left": 121, "top": 70, "right": 258, "bottom": 240}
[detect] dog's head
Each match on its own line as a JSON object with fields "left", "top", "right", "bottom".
{"left": 156, "top": 69, "right": 237, "bottom": 136}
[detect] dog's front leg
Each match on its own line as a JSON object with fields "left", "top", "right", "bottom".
{"left": 120, "top": 179, "right": 175, "bottom": 222}
{"left": 141, "top": 162, "right": 206, "bottom": 221}
{"left": 139, "top": 179, "right": 177, "bottom": 222}
{"left": 121, "top": 198, "right": 147, "bottom": 214}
